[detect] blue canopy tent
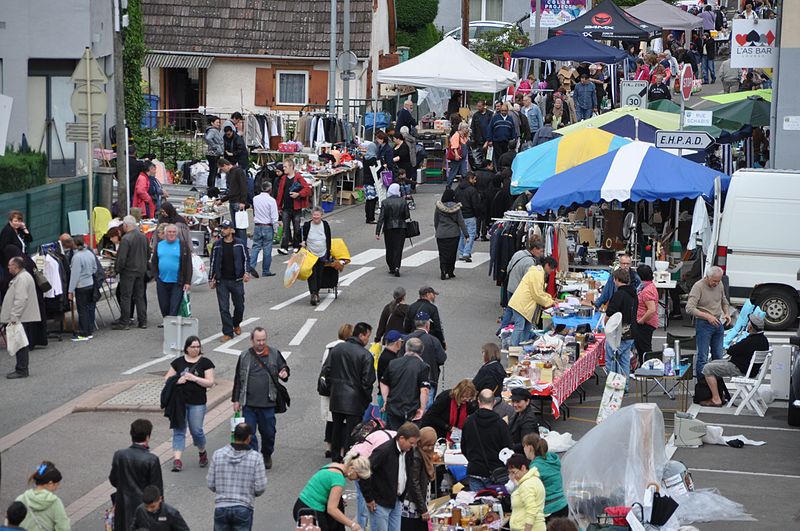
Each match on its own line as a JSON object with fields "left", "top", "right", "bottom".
{"left": 511, "top": 31, "right": 629, "bottom": 63}
{"left": 595, "top": 116, "right": 708, "bottom": 164}
{"left": 528, "top": 142, "right": 731, "bottom": 214}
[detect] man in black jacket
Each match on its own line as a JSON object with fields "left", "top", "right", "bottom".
{"left": 113, "top": 216, "right": 150, "bottom": 330}
{"left": 109, "top": 419, "right": 163, "bottom": 531}
{"left": 402, "top": 312, "right": 447, "bottom": 409}
{"left": 223, "top": 120, "right": 249, "bottom": 169}
{"left": 322, "top": 322, "right": 376, "bottom": 461}
{"left": 474, "top": 164, "right": 500, "bottom": 240}
{"left": 380, "top": 337, "right": 431, "bottom": 429}
{"left": 455, "top": 172, "right": 482, "bottom": 262}
{"left": 360, "top": 422, "right": 420, "bottom": 530}
{"left": 404, "top": 286, "right": 446, "bottom": 348}
{"left": 131, "top": 485, "right": 189, "bottom": 531}
{"left": 218, "top": 158, "right": 250, "bottom": 242}
{"left": 471, "top": 100, "right": 494, "bottom": 155}
{"left": 461, "top": 390, "right": 512, "bottom": 492}
{"left": 508, "top": 387, "right": 541, "bottom": 451}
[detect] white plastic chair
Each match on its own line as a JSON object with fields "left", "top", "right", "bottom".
{"left": 726, "top": 349, "right": 773, "bottom": 416}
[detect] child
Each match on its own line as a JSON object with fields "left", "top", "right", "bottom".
{"left": 396, "top": 169, "right": 415, "bottom": 210}
{"left": 0, "top": 502, "right": 27, "bottom": 530}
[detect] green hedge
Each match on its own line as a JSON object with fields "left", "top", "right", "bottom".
{"left": 397, "top": 24, "right": 441, "bottom": 58}
{"left": 0, "top": 151, "right": 48, "bottom": 194}
{"left": 396, "top": 0, "right": 438, "bottom": 30}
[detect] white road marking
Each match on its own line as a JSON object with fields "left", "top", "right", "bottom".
{"left": 689, "top": 468, "right": 800, "bottom": 480}
{"left": 349, "top": 248, "right": 385, "bottom": 265}
{"left": 339, "top": 267, "right": 374, "bottom": 286}
{"left": 315, "top": 292, "right": 338, "bottom": 311}
{"left": 402, "top": 250, "right": 439, "bottom": 268}
{"left": 270, "top": 292, "right": 309, "bottom": 310}
{"left": 404, "top": 235, "right": 435, "bottom": 249}
{"left": 289, "top": 318, "right": 318, "bottom": 346}
{"left": 697, "top": 421, "right": 799, "bottom": 432}
{"left": 214, "top": 333, "right": 252, "bottom": 356}
{"left": 454, "top": 251, "right": 490, "bottom": 269}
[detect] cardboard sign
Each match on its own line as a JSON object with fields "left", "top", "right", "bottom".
{"left": 730, "top": 19, "right": 778, "bottom": 69}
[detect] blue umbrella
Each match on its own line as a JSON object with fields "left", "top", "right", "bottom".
{"left": 528, "top": 141, "right": 730, "bottom": 213}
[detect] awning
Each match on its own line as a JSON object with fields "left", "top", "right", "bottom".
{"left": 144, "top": 53, "right": 214, "bottom": 69}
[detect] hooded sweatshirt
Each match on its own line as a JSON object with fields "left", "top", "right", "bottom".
{"left": 205, "top": 125, "right": 224, "bottom": 156}
{"left": 207, "top": 444, "right": 267, "bottom": 509}
{"left": 510, "top": 467, "right": 546, "bottom": 531}
{"left": 530, "top": 452, "right": 568, "bottom": 515}
{"left": 16, "top": 488, "right": 70, "bottom": 531}
{"left": 461, "top": 408, "right": 512, "bottom": 478}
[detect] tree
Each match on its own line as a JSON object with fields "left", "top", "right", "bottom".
{"left": 123, "top": 0, "right": 147, "bottom": 134}
{"left": 395, "top": 0, "right": 441, "bottom": 57}
{"left": 472, "top": 27, "right": 531, "bottom": 64}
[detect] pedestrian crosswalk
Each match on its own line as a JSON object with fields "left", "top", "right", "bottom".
{"left": 349, "top": 248, "right": 490, "bottom": 270}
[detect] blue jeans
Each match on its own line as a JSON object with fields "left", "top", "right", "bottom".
{"left": 498, "top": 290, "right": 514, "bottom": 333}
{"left": 230, "top": 202, "right": 247, "bottom": 243}
{"left": 576, "top": 107, "right": 593, "bottom": 121}
{"left": 457, "top": 216, "right": 477, "bottom": 258}
{"left": 427, "top": 385, "right": 437, "bottom": 410}
{"left": 216, "top": 279, "right": 245, "bottom": 336}
{"left": 511, "top": 308, "right": 533, "bottom": 346}
{"left": 468, "top": 476, "right": 493, "bottom": 492}
{"left": 695, "top": 319, "right": 725, "bottom": 378}
{"left": 214, "top": 505, "right": 253, "bottom": 531}
{"left": 605, "top": 339, "right": 634, "bottom": 378}
{"left": 249, "top": 225, "right": 274, "bottom": 274}
{"left": 243, "top": 405, "right": 276, "bottom": 458}
{"left": 355, "top": 480, "right": 369, "bottom": 529}
{"left": 370, "top": 499, "right": 402, "bottom": 531}
{"left": 74, "top": 286, "right": 96, "bottom": 337}
{"left": 156, "top": 280, "right": 183, "bottom": 317}
{"left": 447, "top": 144, "right": 468, "bottom": 187}
{"left": 172, "top": 403, "right": 207, "bottom": 451}
{"left": 702, "top": 56, "right": 716, "bottom": 83}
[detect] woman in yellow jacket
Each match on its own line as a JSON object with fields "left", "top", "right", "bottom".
{"left": 507, "top": 453, "right": 546, "bottom": 531}
{"left": 508, "top": 256, "right": 557, "bottom": 346}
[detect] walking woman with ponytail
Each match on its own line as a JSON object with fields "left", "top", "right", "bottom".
{"left": 374, "top": 286, "right": 409, "bottom": 344}
{"left": 16, "top": 461, "right": 70, "bottom": 530}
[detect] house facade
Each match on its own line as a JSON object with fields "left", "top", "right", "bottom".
{"left": 141, "top": 0, "right": 395, "bottom": 126}
{"left": 0, "top": 0, "right": 115, "bottom": 177}
{"left": 434, "top": 0, "right": 531, "bottom": 33}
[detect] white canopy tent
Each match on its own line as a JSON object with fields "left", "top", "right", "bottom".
{"left": 626, "top": 0, "right": 703, "bottom": 32}
{"left": 377, "top": 37, "right": 518, "bottom": 93}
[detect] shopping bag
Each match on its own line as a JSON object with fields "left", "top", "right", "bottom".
{"left": 596, "top": 371, "right": 626, "bottom": 423}
{"left": 6, "top": 322, "right": 28, "bottom": 357}
{"left": 298, "top": 249, "right": 319, "bottom": 281}
{"left": 230, "top": 411, "right": 245, "bottom": 442}
{"left": 179, "top": 293, "right": 192, "bottom": 317}
{"left": 274, "top": 224, "right": 283, "bottom": 244}
{"left": 330, "top": 238, "right": 351, "bottom": 261}
{"left": 234, "top": 210, "right": 249, "bottom": 230}
{"left": 370, "top": 341, "right": 382, "bottom": 371}
{"left": 381, "top": 170, "right": 393, "bottom": 188}
{"left": 190, "top": 254, "right": 208, "bottom": 286}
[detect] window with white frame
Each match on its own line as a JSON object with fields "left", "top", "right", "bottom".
{"left": 276, "top": 71, "right": 308, "bottom": 105}
{"left": 469, "top": 0, "right": 503, "bottom": 21}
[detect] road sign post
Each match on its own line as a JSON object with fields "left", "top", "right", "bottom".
{"left": 654, "top": 131, "right": 715, "bottom": 150}
{"left": 621, "top": 80, "right": 649, "bottom": 109}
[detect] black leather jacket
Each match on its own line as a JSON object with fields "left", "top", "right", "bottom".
{"left": 109, "top": 444, "right": 163, "bottom": 531}
{"left": 509, "top": 404, "right": 541, "bottom": 452}
{"left": 405, "top": 447, "right": 432, "bottom": 513}
{"left": 376, "top": 196, "right": 410, "bottom": 234}
{"left": 323, "top": 337, "right": 376, "bottom": 416}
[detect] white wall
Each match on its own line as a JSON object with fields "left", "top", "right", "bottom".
{"left": 206, "top": 60, "right": 271, "bottom": 114}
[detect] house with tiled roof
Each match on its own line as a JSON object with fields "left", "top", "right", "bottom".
{"left": 141, "top": 0, "right": 397, "bottom": 121}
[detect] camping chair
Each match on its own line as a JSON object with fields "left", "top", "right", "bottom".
{"left": 726, "top": 349, "right": 773, "bottom": 416}
{"left": 666, "top": 332, "right": 696, "bottom": 353}
{"left": 92, "top": 206, "right": 113, "bottom": 242}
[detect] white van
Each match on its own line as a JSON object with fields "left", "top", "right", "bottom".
{"left": 715, "top": 169, "right": 800, "bottom": 330}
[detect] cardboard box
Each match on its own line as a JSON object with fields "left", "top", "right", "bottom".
{"left": 337, "top": 191, "right": 356, "bottom": 204}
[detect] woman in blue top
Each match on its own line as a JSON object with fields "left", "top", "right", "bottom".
{"left": 523, "top": 433, "right": 569, "bottom": 521}
{"left": 293, "top": 453, "right": 372, "bottom": 531}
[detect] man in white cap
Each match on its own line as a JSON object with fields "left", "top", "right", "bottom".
{"left": 700, "top": 313, "right": 769, "bottom": 407}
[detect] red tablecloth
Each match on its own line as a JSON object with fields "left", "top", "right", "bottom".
{"left": 532, "top": 335, "right": 605, "bottom": 419}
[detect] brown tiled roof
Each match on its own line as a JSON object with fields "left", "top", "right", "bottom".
{"left": 142, "top": 0, "right": 375, "bottom": 59}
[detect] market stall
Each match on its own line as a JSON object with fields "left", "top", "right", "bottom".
{"left": 511, "top": 31, "right": 629, "bottom": 64}
{"left": 625, "top": 0, "right": 703, "bottom": 33}
{"left": 548, "top": 0, "right": 661, "bottom": 41}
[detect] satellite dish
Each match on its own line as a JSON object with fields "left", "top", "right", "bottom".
{"left": 605, "top": 312, "right": 623, "bottom": 351}
{"left": 622, "top": 212, "right": 636, "bottom": 240}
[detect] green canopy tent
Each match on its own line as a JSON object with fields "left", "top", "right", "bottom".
{"left": 711, "top": 96, "right": 771, "bottom": 130}
{"left": 647, "top": 99, "right": 681, "bottom": 114}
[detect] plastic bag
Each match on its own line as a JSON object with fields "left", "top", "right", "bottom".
{"left": 370, "top": 341, "right": 382, "bottom": 370}
{"left": 672, "top": 489, "right": 755, "bottom": 525}
{"left": 6, "top": 322, "right": 28, "bottom": 356}
{"left": 191, "top": 254, "right": 208, "bottom": 286}
{"left": 179, "top": 293, "right": 191, "bottom": 317}
{"left": 234, "top": 210, "right": 249, "bottom": 230}
{"left": 298, "top": 249, "right": 319, "bottom": 281}
{"left": 330, "top": 238, "right": 351, "bottom": 261}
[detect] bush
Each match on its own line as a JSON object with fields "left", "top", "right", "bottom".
{"left": 397, "top": 24, "right": 442, "bottom": 57}
{"left": 472, "top": 27, "right": 531, "bottom": 64}
{"left": 0, "top": 150, "right": 48, "bottom": 194}
{"left": 396, "top": 0, "right": 438, "bottom": 30}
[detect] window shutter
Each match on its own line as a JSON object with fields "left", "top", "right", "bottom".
{"left": 309, "top": 70, "right": 329, "bottom": 106}
{"left": 255, "top": 67, "right": 274, "bottom": 106}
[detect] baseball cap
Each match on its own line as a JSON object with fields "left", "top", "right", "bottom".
{"left": 748, "top": 313, "right": 765, "bottom": 331}
{"left": 220, "top": 220, "right": 233, "bottom": 228}
{"left": 385, "top": 330, "right": 405, "bottom": 343}
{"left": 419, "top": 286, "right": 439, "bottom": 296}
{"left": 415, "top": 311, "right": 431, "bottom": 322}
{"left": 510, "top": 388, "right": 532, "bottom": 402}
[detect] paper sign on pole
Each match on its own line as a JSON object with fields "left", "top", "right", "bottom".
{"left": 0, "top": 95, "right": 12, "bottom": 157}
{"left": 730, "top": 19, "right": 778, "bottom": 69}
{"left": 530, "top": 0, "right": 588, "bottom": 28}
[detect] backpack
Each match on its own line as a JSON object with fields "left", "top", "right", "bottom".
{"left": 349, "top": 407, "right": 385, "bottom": 447}
{"left": 693, "top": 376, "right": 731, "bottom": 404}
{"left": 92, "top": 255, "right": 107, "bottom": 302}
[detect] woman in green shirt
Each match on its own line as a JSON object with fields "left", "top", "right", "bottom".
{"left": 523, "top": 433, "right": 569, "bottom": 521}
{"left": 293, "top": 453, "right": 371, "bottom": 530}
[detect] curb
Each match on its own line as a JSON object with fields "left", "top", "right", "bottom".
{"left": 72, "top": 379, "right": 233, "bottom": 413}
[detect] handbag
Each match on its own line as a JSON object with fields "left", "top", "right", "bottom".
{"left": 254, "top": 350, "right": 290, "bottom": 414}
{"left": 317, "top": 367, "right": 330, "bottom": 397}
{"left": 32, "top": 268, "right": 51, "bottom": 293}
{"left": 179, "top": 292, "right": 191, "bottom": 317}
{"left": 234, "top": 210, "right": 249, "bottom": 230}
{"left": 471, "top": 417, "right": 509, "bottom": 485}
{"left": 405, "top": 219, "right": 421, "bottom": 239}
{"left": 381, "top": 170, "right": 394, "bottom": 188}
{"left": 6, "top": 322, "right": 29, "bottom": 356}
{"left": 446, "top": 146, "right": 458, "bottom": 161}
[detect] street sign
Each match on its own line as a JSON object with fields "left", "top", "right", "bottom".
{"left": 621, "top": 80, "right": 648, "bottom": 109}
{"left": 683, "top": 110, "right": 712, "bottom": 127}
{"left": 336, "top": 50, "right": 358, "bottom": 71}
{"left": 71, "top": 52, "right": 108, "bottom": 85}
{"left": 340, "top": 71, "right": 356, "bottom": 81}
{"left": 655, "top": 130, "right": 715, "bottom": 150}
{"left": 70, "top": 83, "right": 107, "bottom": 122}
{"left": 680, "top": 64, "right": 693, "bottom": 102}
{"left": 65, "top": 122, "right": 102, "bottom": 143}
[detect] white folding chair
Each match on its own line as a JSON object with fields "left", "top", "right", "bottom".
{"left": 726, "top": 349, "right": 773, "bottom": 416}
